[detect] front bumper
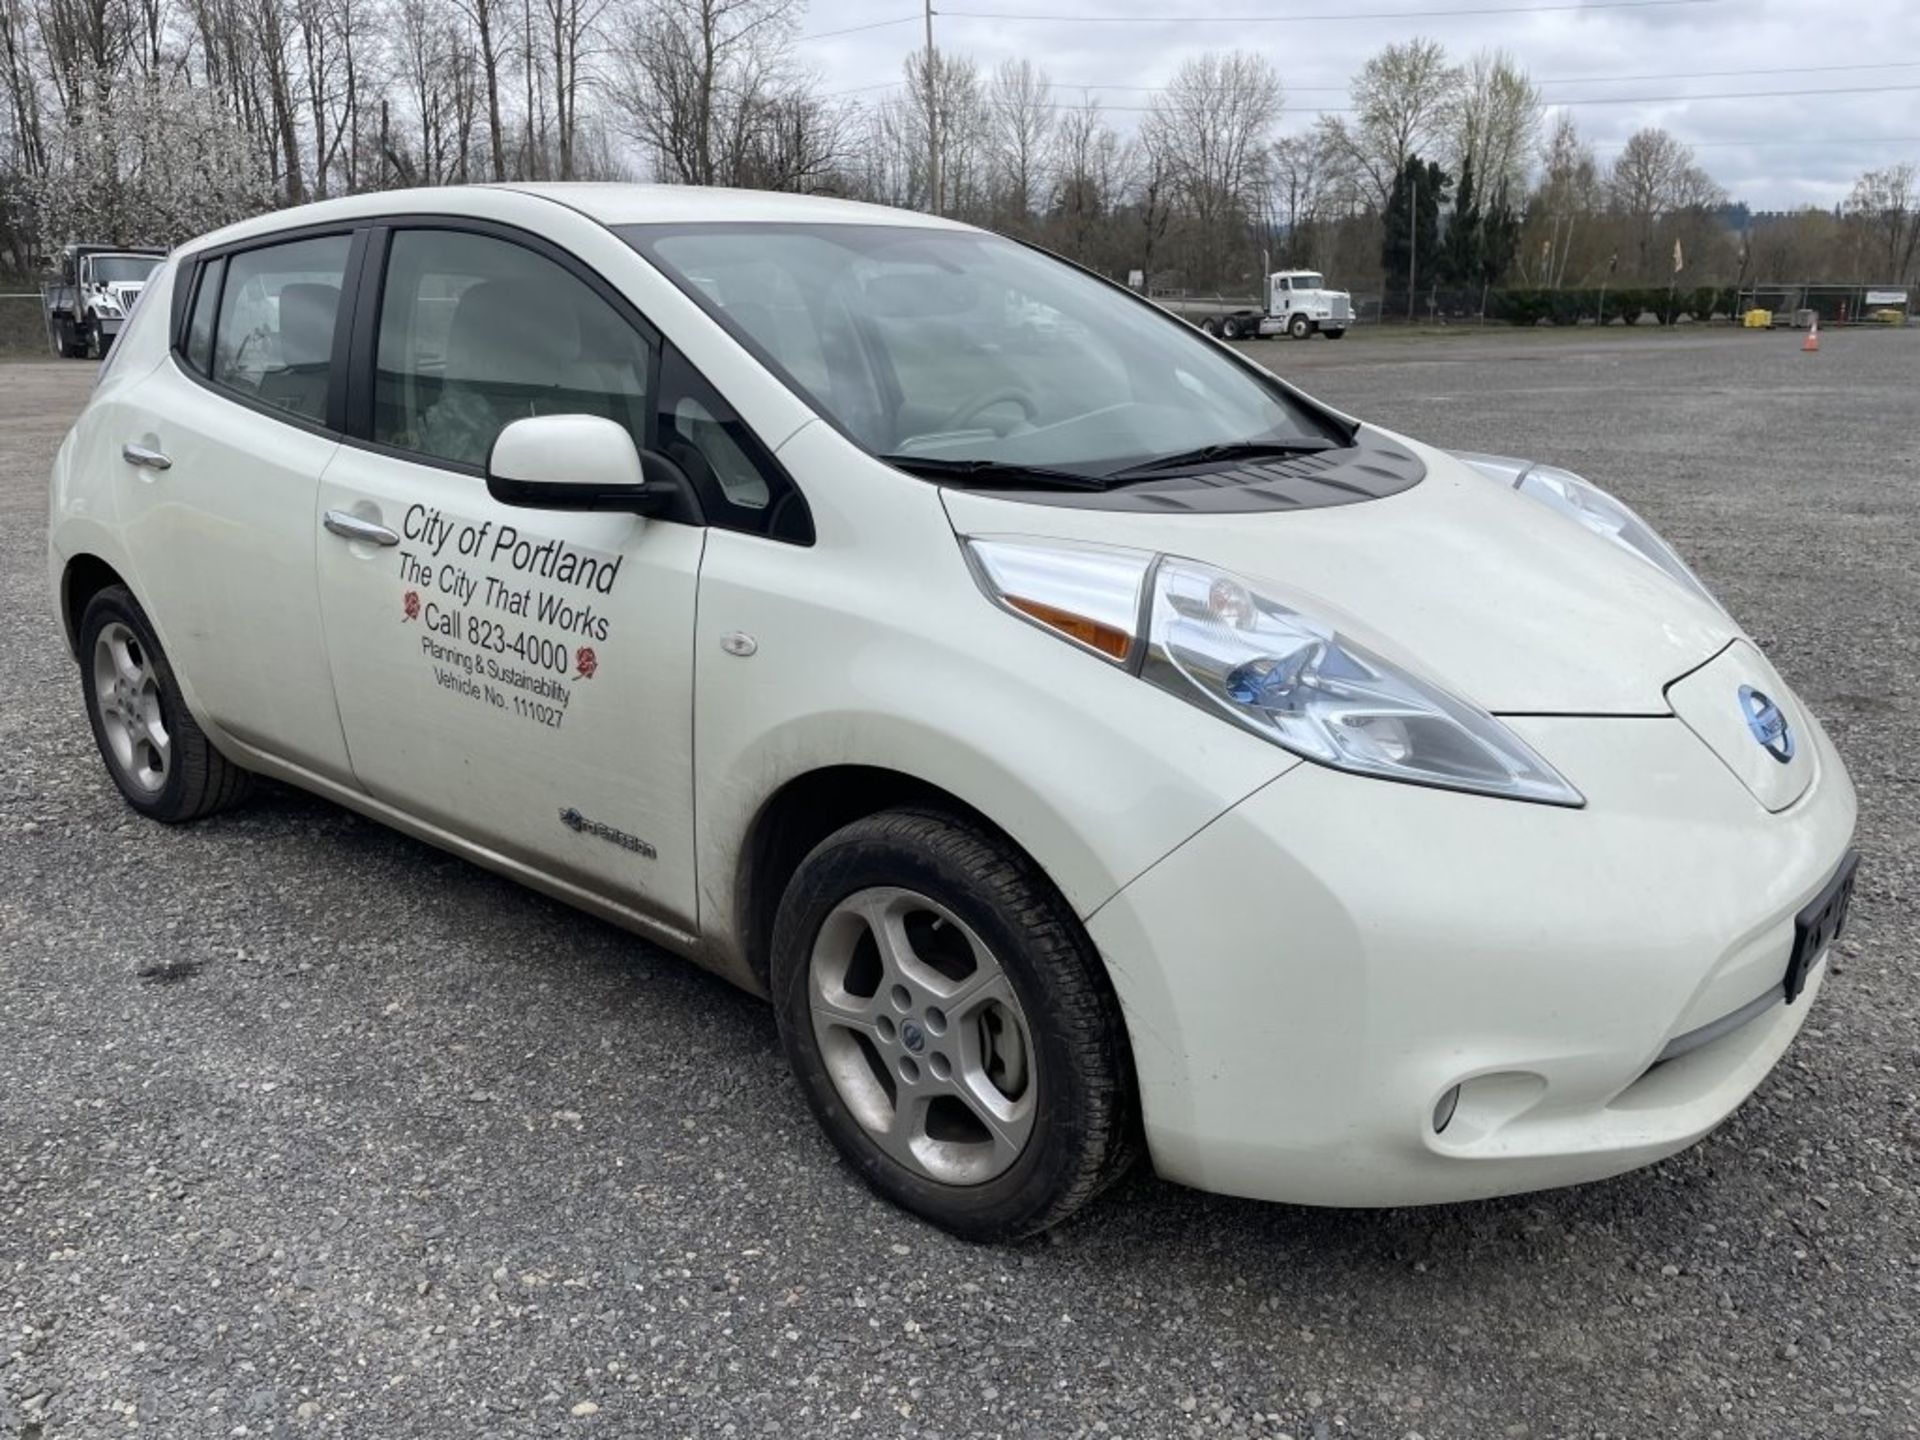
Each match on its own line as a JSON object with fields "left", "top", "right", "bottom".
{"left": 1088, "top": 709, "right": 1857, "bottom": 1207}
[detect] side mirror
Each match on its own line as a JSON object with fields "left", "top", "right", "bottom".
{"left": 486, "top": 414, "right": 693, "bottom": 518}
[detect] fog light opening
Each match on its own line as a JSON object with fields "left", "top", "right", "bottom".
{"left": 1432, "top": 1085, "right": 1461, "bottom": 1135}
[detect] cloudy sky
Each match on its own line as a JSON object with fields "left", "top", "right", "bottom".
{"left": 791, "top": 0, "right": 1920, "bottom": 210}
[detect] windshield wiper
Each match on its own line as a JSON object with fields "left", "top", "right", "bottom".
{"left": 1106, "top": 436, "right": 1343, "bottom": 479}
{"left": 879, "top": 454, "right": 1112, "bottom": 491}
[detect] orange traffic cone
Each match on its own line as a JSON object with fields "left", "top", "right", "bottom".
{"left": 1802, "top": 316, "right": 1820, "bottom": 353}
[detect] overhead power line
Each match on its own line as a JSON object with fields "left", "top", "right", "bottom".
{"left": 937, "top": 0, "right": 1720, "bottom": 22}
{"left": 828, "top": 82, "right": 1920, "bottom": 114}
{"left": 1533, "top": 59, "right": 1920, "bottom": 85}
{"left": 797, "top": 14, "right": 921, "bottom": 41}
{"left": 1536, "top": 82, "right": 1920, "bottom": 106}
{"left": 825, "top": 57, "right": 1920, "bottom": 99}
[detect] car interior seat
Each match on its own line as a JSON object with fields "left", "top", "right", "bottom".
{"left": 256, "top": 282, "right": 339, "bottom": 419}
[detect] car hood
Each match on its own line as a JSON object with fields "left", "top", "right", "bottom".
{"left": 940, "top": 436, "right": 1740, "bottom": 715}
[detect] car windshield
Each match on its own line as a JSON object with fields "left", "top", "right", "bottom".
{"left": 622, "top": 223, "right": 1337, "bottom": 475}
{"left": 1290, "top": 274, "right": 1325, "bottom": 291}
{"left": 91, "top": 255, "right": 160, "bottom": 285}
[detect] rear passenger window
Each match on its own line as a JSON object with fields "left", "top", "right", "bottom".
{"left": 374, "top": 229, "right": 652, "bottom": 468}
{"left": 184, "top": 257, "right": 224, "bottom": 375}
{"left": 211, "top": 236, "right": 351, "bottom": 424}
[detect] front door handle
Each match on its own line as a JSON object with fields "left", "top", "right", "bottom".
{"left": 323, "top": 510, "right": 400, "bottom": 547}
{"left": 122, "top": 443, "right": 171, "bottom": 470}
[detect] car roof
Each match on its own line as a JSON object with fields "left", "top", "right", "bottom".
{"left": 180, "top": 183, "right": 969, "bottom": 255}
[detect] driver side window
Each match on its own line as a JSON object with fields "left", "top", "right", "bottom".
{"left": 371, "top": 225, "right": 811, "bottom": 544}
{"left": 374, "top": 229, "right": 651, "bottom": 468}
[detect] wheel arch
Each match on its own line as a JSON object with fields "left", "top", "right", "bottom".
{"left": 733, "top": 764, "right": 1042, "bottom": 993}
{"left": 60, "top": 552, "right": 129, "bottom": 658}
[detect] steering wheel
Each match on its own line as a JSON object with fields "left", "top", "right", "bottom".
{"left": 938, "top": 387, "right": 1037, "bottom": 435}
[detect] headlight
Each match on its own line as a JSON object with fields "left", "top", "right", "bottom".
{"left": 1454, "top": 452, "right": 1719, "bottom": 608}
{"left": 94, "top": 300, "right": 122, "bottom": 317}
{"left": 967, "top": 539, "right": 1583, "bottom": 808}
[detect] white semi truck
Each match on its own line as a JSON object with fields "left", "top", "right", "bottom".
{"left": 1194, "top": 270, "right": 1353, "bottom": 341}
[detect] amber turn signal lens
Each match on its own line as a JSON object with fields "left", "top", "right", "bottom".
{"left": 1006, "top": 596, "right": 1133, "bottom": 661}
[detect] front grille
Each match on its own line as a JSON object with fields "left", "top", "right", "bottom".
{"left": 1332, "top": 296, "right": 1351, "bottom": 321}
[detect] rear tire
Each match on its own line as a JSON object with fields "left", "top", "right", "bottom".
{"left": 1221, "top": 316, "right": 1243, "bottom": 340}
{"left": 1323, "top": 328, "right": 1347, "bottom": 340}
{"left": 771, "top": 808, "right": 1137, "bottom": 1240}
{"left": 78, "top": 585, "right": 252, "bottom": 823}
{"left": 1199, "top": 317, "right": 1220, "bottom": 337}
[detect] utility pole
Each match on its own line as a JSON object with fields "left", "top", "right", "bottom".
{"left": 923, "top": 0, "right": 940, "bottom": 215}
{"left": 1407, "top": 173, "right": 1418, "bottom": 323}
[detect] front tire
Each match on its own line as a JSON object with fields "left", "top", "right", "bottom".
{"left": 78, "top": 586, "right": 252, "bottom": 822}
{"left": 1288, "top": 313, "right": 1312, "bottom": 340}
{"left": 771, "top": 809, "right": 1137, "bottom": 1240}
{"left": 1323, "top": 328, "right": 1346, "bottom": 340}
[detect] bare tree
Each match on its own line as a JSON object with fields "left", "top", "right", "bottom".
{"left": 1317, "top": 37, "right": 1460, "bottom": 208}
{"left": 1609, "top": 127, "right": 1720, "bottom": 279}
{"left": 1450, "top": 50, "right": 1538, "bottom": 203}
{"left": 610, "top": 0, "right": 797, "bottom": 187}
{"left": 745, "top": 92, "right": 850, "bottom": 190}
{"left": 537, "top": 0, "right": 601, "bottom": 179}
{"left": 1, "top": 0, "right": 49, "bottom": 181}
{"left": 901, "top": 47, "right": 986, "bottom": 215}
{"left": 1522, "top": 111, "right": 1601, "bottom": 285}
{"left": 1845, "top": 163, "right": 1920, "bottom": 281}
{"left": 1049, "top": 94, "right": 1130, "bottom": 265}
{"left": 984, "top": 56, "right": 1051, "bottom": 229}
{"left": 247, "top": 0, "right": 307, "bottom": 201}
{"left": 1269, "top": 129, "right": 1352, "bottom": 269}
{"left": 1141, "top": 49, "right": 1280, "bottom": 286}
{"left": 448, "top": 0, "right": 515, "bottom": 180}
{"left": 1132, "top": 130, "right": 1177, "bottom": 291}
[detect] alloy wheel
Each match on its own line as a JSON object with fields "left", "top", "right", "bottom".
{"left": 92, "top": 621, "right": 170, "bottom": 793}
{"left": 808, "top": 886, "right": 1037, "bottom": 1186}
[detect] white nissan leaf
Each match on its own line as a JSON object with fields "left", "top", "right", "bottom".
{"left": 48, "top": 185, "right": 1859, "bottom": 1239}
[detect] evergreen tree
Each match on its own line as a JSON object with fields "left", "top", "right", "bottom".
{"left": 1440, "top": 154, "right": 1480, "bottom": 285}
{"left": 1381, "top": 154, "right": 1449, "bottom": 304}
{"left": 1478, "top": 177, "right": 1521, "bottom": 287}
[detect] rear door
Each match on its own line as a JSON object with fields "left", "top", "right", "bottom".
{"left": 111, "top": 230, "right": 360, "bottom": 781}
{"left": 312, "top": 223, "right": 714, "bottom": 927}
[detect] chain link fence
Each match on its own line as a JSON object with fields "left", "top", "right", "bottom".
{"left": 1, "top": 291, "right": 55, "bottom": 357}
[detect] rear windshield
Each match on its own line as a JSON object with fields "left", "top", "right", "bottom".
{"left": 621, "top": 222, "right": 1337, "bottom": 475}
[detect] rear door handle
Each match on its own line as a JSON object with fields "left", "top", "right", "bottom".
{"left": 122, "top": 444, "right": 171, "bottom": 470}
{"left": 323, "top": 510, "right": 400, "bottom": 547}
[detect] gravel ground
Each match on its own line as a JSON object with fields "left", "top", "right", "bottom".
{"left": 3, "top": 329, "right": 1916, "bottom": 1440}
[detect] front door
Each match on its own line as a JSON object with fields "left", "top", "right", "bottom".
{"left": 314, "top": 226, "right": 702, "bottom": 928}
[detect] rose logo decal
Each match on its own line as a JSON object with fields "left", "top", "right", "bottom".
{"left": 575, "top": 646, "right": 598, "bottom": 680}
{"left": 402, "top": 590, "right": 420, "bottom": 622}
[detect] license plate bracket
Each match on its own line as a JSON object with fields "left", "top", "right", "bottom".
{"left": 1785, "top": 850, "right": 1859, "bottom": 1003}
